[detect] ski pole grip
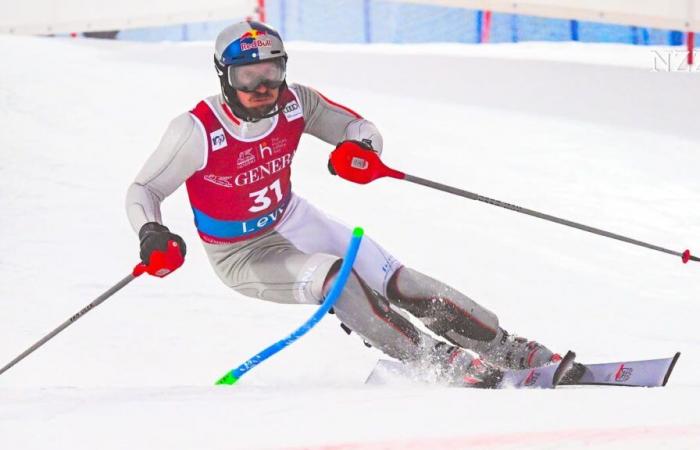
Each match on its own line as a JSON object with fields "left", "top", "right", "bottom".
{"left": 330, "top": 142, "right": 405, "bottom": 184}
{"left": 132, "top": 263, "right": 147, "bottom": 277}
{"left": 132, "top": 240, "right": 185, "bottom": 278}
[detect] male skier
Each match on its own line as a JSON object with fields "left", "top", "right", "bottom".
{"left": 126, "top": 21, "right": 561, "bottom": 387}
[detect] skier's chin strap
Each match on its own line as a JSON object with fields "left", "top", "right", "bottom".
{"left": 222, "top": 80, "right": 288, "bottom": 123}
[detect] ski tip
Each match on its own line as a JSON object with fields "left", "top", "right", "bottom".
{"left": 553, "top": 351, "right": 576, "bottom": 388}
{"left": 662, "top": 352, "right": 681, "bottom": 387}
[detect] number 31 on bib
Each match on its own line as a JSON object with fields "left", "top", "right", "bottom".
{"left": 248, "top": 179, "right": 283, "bottom": 213}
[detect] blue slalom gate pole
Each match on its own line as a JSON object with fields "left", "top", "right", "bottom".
{"left": 215, "top": 227, "right": 365, "bottom": 385}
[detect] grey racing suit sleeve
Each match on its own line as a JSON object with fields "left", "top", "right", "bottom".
{"left": 125, "top": 112, "right": 205, "bottom": 233}
{"left": 292, "top": 84, "right": 384, "bottom": 153}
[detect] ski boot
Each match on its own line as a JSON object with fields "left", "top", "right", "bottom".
{"left": 472, "top": 327, "right": 562, "bottom": 370}
{"left": 430, "top": 342, "right": 504, "bottom": 388}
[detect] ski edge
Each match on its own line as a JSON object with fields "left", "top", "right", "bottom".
{"left": 662, "top": 351, "right": 681, "bottom": 387}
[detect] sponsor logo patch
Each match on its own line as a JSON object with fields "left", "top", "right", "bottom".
{"left": 241, "top": 39, "right": 272, "bottom": 51}
{"left": 204, "top": 174, "right": 234, "bottom": 188}
{"left": 240, "top": 30, "right": 267, "bottom": 40}
{"left": 283, "top": 100, "right": 303, "bottom": 122}
{"left": 239, "top": 30, "right": 272, "bottom": 52}
{"left": 271, "top": 136, "right": 288, "bottom": 153}
{"left": 210, "top": 128, "right": 227, "bottom": 151}
{"left": 296, "top": 263, "right": 319, "bottom": 304}
{"left": 351, "top": 156, "right": 368, "bottom": 170}
{"left": 523, "top": 369, "right": 540, "bottom": 387}
{"left": 258, "top": 141, "right": 273, "bottom": 159}
{"left": 236, "top": 148, "right": 256, "bottom": 168}
{"left": 234, "top": 153, "right": 292, "bottom": 186}
{"left": 614, "top": 364, "right": 633, "bottom": 382}
{"left": 381, "top": 256, "right": 397, "bottom": 274}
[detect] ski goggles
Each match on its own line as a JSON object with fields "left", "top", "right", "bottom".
{"left": 228, "top": 59, "right": 286, "bottom": 93}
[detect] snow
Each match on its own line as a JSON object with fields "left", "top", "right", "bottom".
{"left": 1, "top": 35, "right": 700, "bottom": 449}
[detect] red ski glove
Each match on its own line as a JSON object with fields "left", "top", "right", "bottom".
{"left": 133, "top": 222, "right": 186, "bottom": 278}
{"left": 328, "top": 140, "right": 404, "bottom": 184}
{"left": 328, "top": 140, "right": 375, "bottom": 177}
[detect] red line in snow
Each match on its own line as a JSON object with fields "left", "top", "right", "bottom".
{"left": 285, "top": 424, "right": 700, "bottom": 450}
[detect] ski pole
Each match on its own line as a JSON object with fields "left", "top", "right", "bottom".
{"left": 0, "top": 241, "right": 184, "bottom": 378}
{"left": 329, "top": 143, "right": 698, "bottom": 264}
{"left": 215, "top": 226, "right": 365, "bottom": 385}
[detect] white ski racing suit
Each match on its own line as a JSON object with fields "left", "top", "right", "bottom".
{"left": 126, "top": 84, "right": 557, "bottom": 380}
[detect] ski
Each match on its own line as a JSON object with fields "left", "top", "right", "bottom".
{"left": 365, "top": 351, "right": 576, "bottom": 389}
{"left": 559, "top": 352, "right": 680, "bottom": 387}
{"left": 501, "top": 350, "right": 576, "bottom": 389}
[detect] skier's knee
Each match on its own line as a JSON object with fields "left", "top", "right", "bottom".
{"left": 321, "top": 258, "right": 344, "bottom": 297}
{"left": 296, "top": 253, "right": 341, "bottom": 304}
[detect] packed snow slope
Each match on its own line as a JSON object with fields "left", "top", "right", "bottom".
{"left": 1, "top": 36, "right": 699, "bottom": 449}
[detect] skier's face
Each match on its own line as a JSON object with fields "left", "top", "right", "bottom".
{"left": 235, "top": 83, "right": 280, "bottom": 117}
{"left": 230, "top": 59, "right": 284, "bottom": 119}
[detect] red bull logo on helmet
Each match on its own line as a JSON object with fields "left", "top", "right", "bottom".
{"left": 240, "top": 29, "right": 272, "bottom": 51}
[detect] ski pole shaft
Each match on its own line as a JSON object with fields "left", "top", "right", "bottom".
{"left": 328, "top": 143, "right": 697, "bottom": 264}
{"left": 403, "top": 173, "right": 698, "bottom": 263}
{"left": 0, "top": 273, "right": 138, "bottom": 378}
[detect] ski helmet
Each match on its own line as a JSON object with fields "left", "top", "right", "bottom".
{"left": 214, "top": 21, "right": 288, "bottom": 122}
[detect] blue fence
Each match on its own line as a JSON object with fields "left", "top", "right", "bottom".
{"left": 117, "top": 0, "right": 689, "bottom": 46}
